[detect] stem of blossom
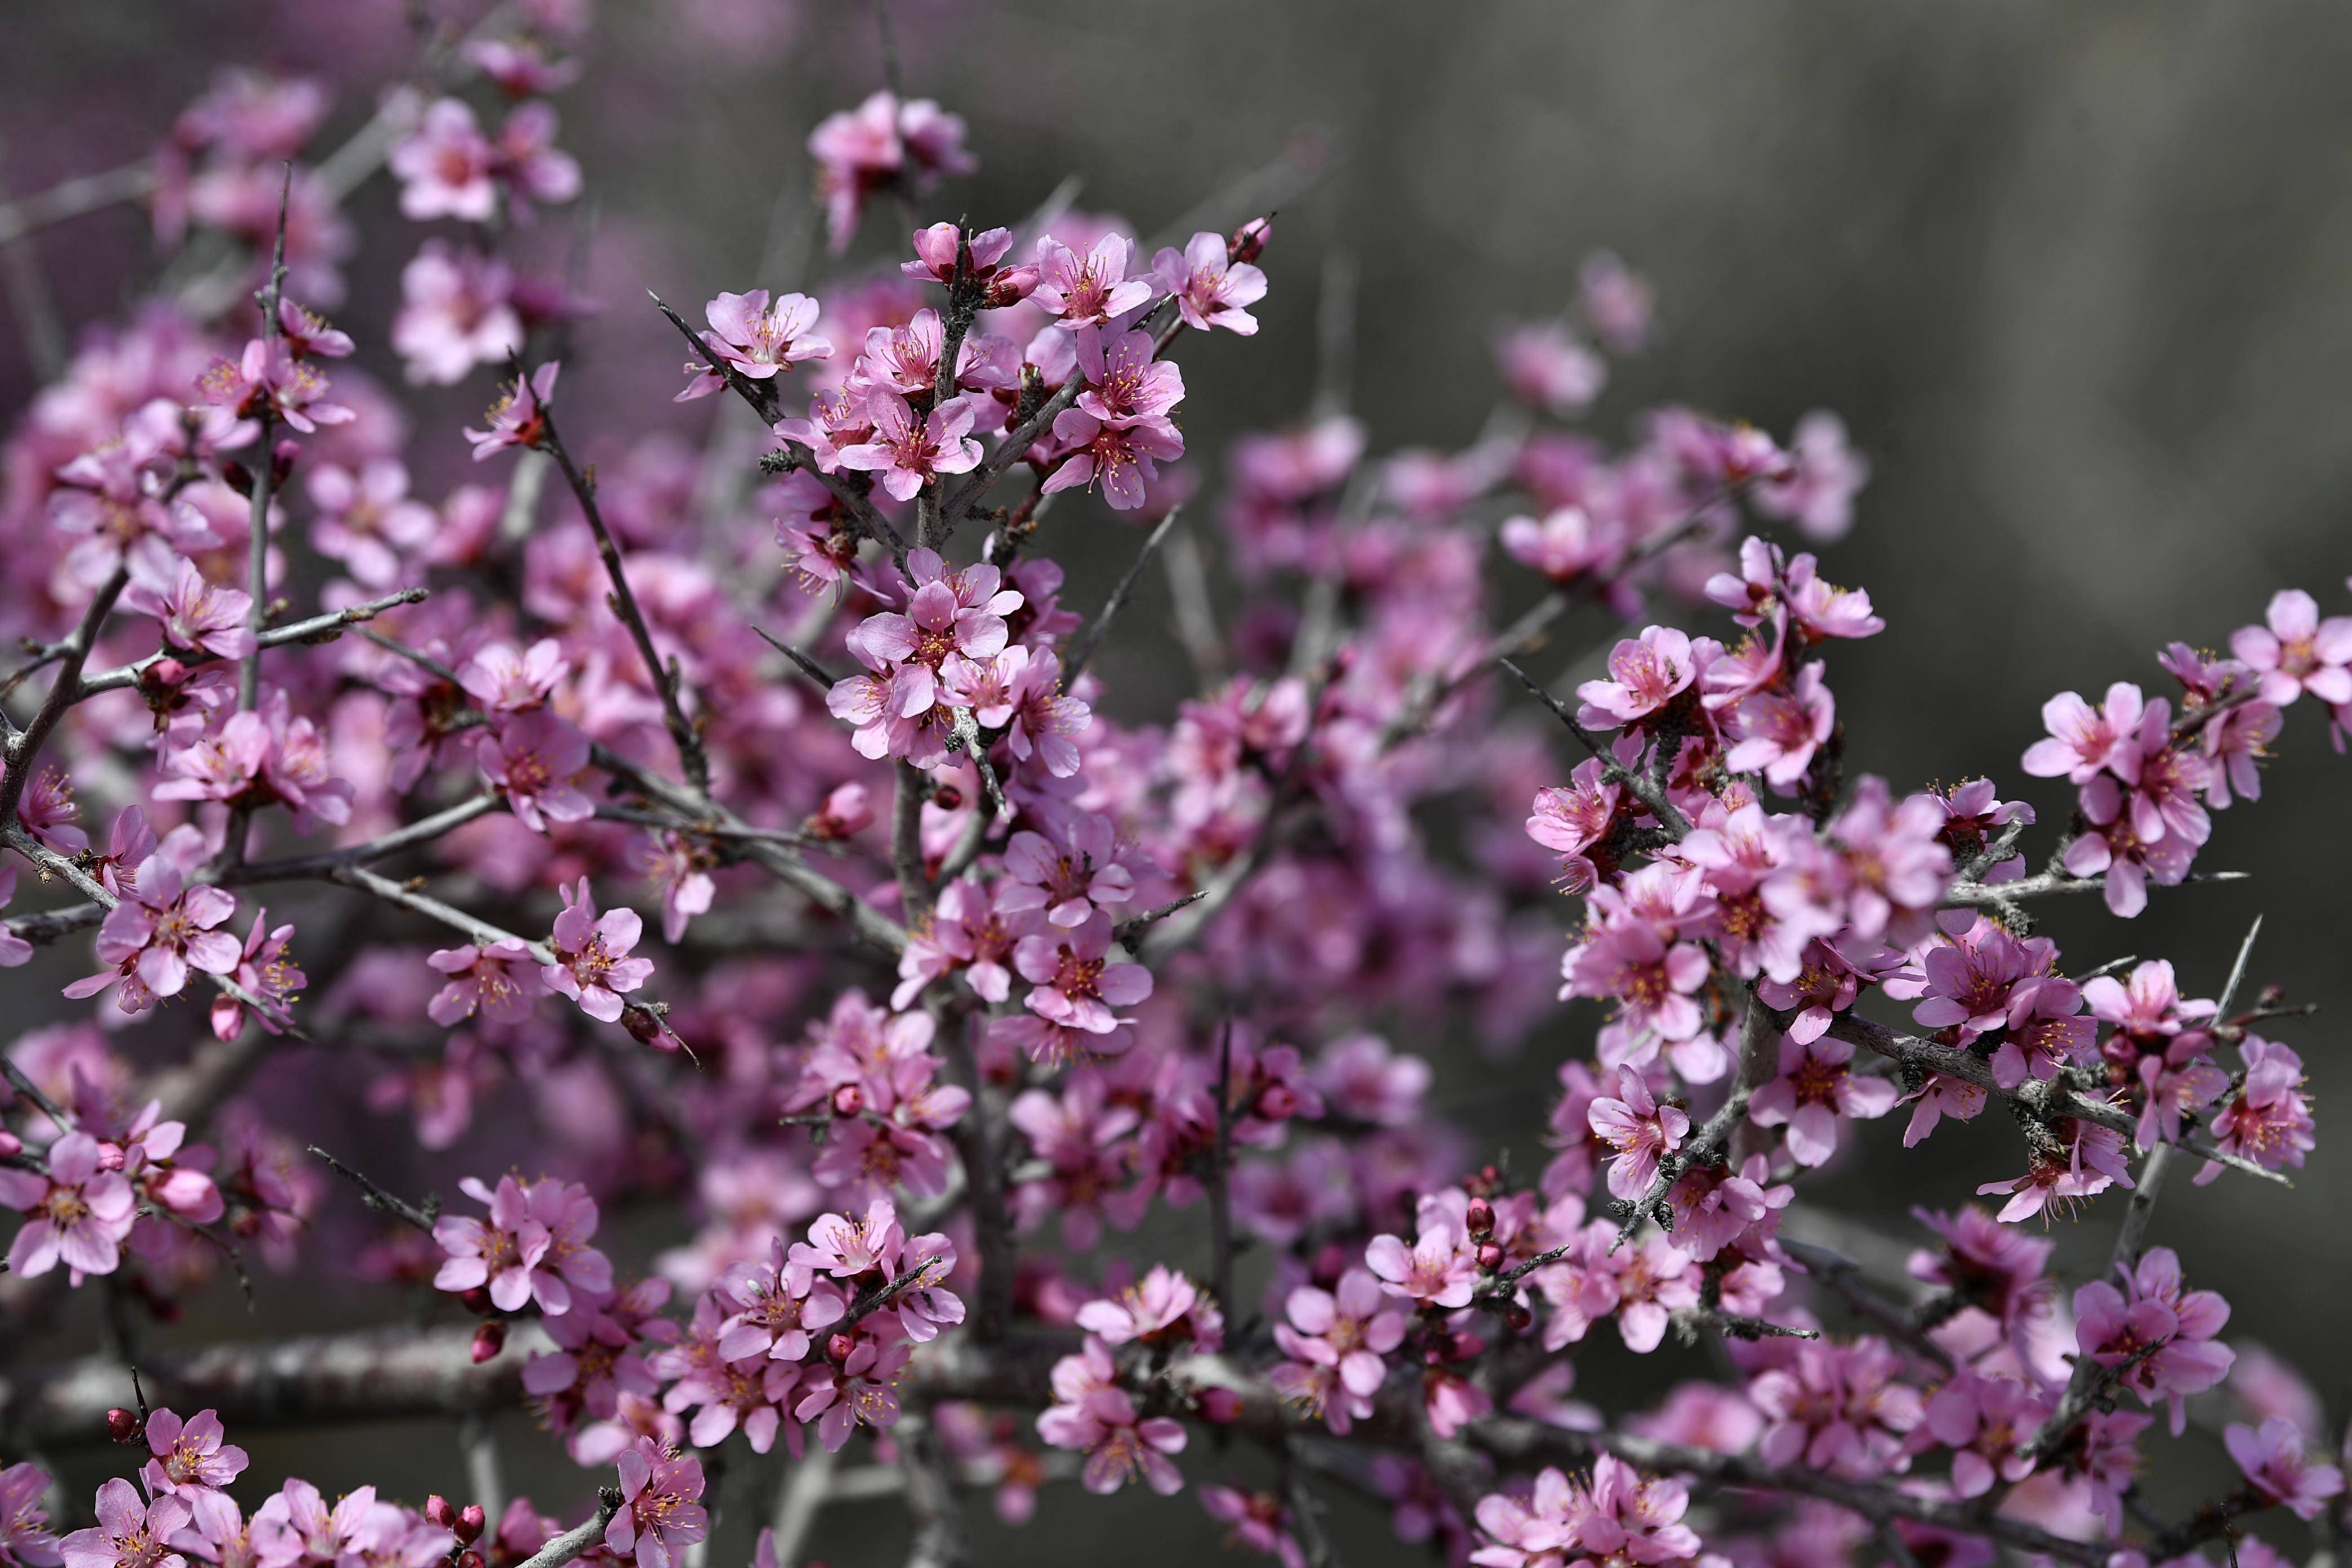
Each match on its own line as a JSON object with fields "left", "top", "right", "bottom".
{"left": 1496, "top": 657, "right": 1690, "bottom": 838}
{"left": 0, "top": 139, "right": 68, "bottom": 382}
{"left": 1282, "top": 1442, "right": 1342, "bottom": 1568}
{"left": 0, "top": 562, "right": 128, "bottom": 821}
{"left": 517, "top": 1489, "right": 625, "bottom": 1568}
{"left": 78, "top": 587, "right": 431, "bottom": 696}
{"left": 1112, "top": 891, "right": 1206, "bottom": 945}
{"left": 768, "top": 1445, "right": 836, "bottom": 1568}
{"left": 1778, "top": 1240, "right": 1955, "bottom": 1371}
{"left": 1668, "top": 1308, "right": 1816, "bottom": 1344}
{"left": 946, "top": 710, "right": 1006, "bottom": 823}
{"left": 752, "top": 626, "right": 840, "bottom": 689}
{"left": 1307, "top": 250, "right": 1357, "bottom": 422}
{"left": 2021, "top": 1338, "right": 2168, "bottom": 1464}
{"left": 892, "top": 761, "right": 933, "bottom": 921}
{"left": 896, "top": 1409, "right": 970, "bottom": 1568}
{"left": 938, "top": 1014, "right": 1014, "bottom": 1340}
{"left": 537, "top": 412, "right": 710, "bottom": 795}
{"left": 306, "top": 1146, "right": 440, "bottom": 1233}
{"left": 917, "top": 233, "right": 983, "bottom": 550}
{"left": 223, "top": 793, "right": 505, "bottom": 883}
{"left": 237, "top": 164, "right": 293, "bottom": 716}
{"left": 647, "top": 292, "right": 909, "bottom": 564}
{"left": 1942, "top": 866, "right": 2248, "bottom": 909}
{"left": 1209, "top": 1019, "right": 1238, "bottom": 1318}
{"left": 1, "top": 1055, "right": 70, "bottom": 1132}
{"left": 460, "top": 1411, "right": 507, "bottom": 1524}
{"left": 1160, "top": 518, "right": 1226, "bottom": 685}
{"left": 1063, "top": 505, "right": 1182, "bottom": 686}
{"left": 0, "top": 159, "right": 155, "bottom": 247}
{"left": 1823, "top": 1012, "right": 2288, "bottom": 1185}
{"left": 586, "top": 740, "right": 908, "bottom": 954}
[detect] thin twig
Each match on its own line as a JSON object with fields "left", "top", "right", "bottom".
{"left": 1496, "top": 657, "right": 1690, "bottom": 838}
{"left": 306, "top": 1146, "right": 439, "bottom": 1233}
{"left": 1063, "top": 506, "right": 1182, "bottom": 685}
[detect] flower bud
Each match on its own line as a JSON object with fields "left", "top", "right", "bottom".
{"left": 1230, "top": 218, "right": 1272, "bottom": 265}
{"left": 826, "top": 1331, "right": 856, "bottom": 1363}
{"left": 471, "top": 1321, "right": 507, "bottom": 1364}
{"left": 0, "top": 1129, "right": 19, "bottom": 1159}
{"left": 831, "top": 1084, "right": 865, "bottom": 1117}
{"left": 1196, "top": 1387, "right": 1242, "bottom": 1424}
{"left": 984, "top": 265, "right": 1040, "bottom": 308}
{"left": 1449, "top": 1330, "right": 1487, "bottom": 1361}
{"left": 1475, "top": 1242, "right": 1504, "bottom": 1272}
{"left": 458, "top": 1553, "right": 485, "bottom": 1568}
{"left": 1255, "top": 1083, "right": 1297, "bottom": 1121}
{"left": 106, "top": 1407, "right": 144, "bottom": 1445}
{"left": 95, "top": 1142, "right": 127, "bottom": 1173}
{"left": 461, "top": 1286, "right": 495, "bottom": 1315}
{"left": 1464, "top": 1197, "right": 1496, "bottom": 1239}
{"left": 425, "top": 1498, "right": 458, "bottom": 1531}
{"left": 1504, "top": 1303, "right": 1533, "bottom": 1332}
{"left": 456, "top": 1507, "right": 487, "bottom": 1545}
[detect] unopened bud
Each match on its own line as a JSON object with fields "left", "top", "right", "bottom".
{"left": 460, "top": 1286, "right": 495, "bottom": 1315}
{"left": 95, "top": 1142, "right": 127, "bottom": 1173}
{"left": 826, "top": 1332, "right": 856, "bottom": 1363}
{"left": 1229, "top": 218, "right": 1272, "bottom": 265}
{"left": 1475, "top": 1242, "right": 1504, "bottom": 1272}
{"left": 471, "top": 1321, "right": 507, "bottom": 1364}
{"left": 1504, "top": 1303, "right": 1533, "bottom": 1332}
{"left": 1464, "top": 1197, "right": 1496, "bottom": 1239}
{"left": 425, "top": 1498, "right": 458, "bottom": 1532}
{"left": 930, "top": 785, "right": 964, "bottom": 810}
{"left": 985, "top": 265, "right": 1040, "bottom": 308}
{"left": 0, "top": 1129, "right": 19, "bottom": 1159}
{"left": 1255, "top": 1084, "right": 1297, "bottom": 1121}
{"left": 1449, "top": 1330, "right": 1487, "bottom": 1361}
{"left": 831, "top": 1084, "right": 865, "bottom": 1117}
{"left": 1196, "top": 1387, "right": 1241, "bottom": 1424}
{"left": 456, "top": 1507, "right": 486, "bottom": 1545}
{"left": 106, "top": 1407, "right": 144, "bottom": 1444}
{"left": 458, "top": 1552, "right": 485, "bottom": 1568}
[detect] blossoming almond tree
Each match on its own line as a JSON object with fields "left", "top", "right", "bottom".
{"left": 0, "top": 10, "right": 2346, "bottom": 1568}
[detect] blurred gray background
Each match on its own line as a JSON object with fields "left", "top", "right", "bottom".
{"left": 5, "top": 0, "right": 2350, "bottom": 1554}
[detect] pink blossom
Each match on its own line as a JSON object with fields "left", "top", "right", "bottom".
{"left": 1013, "top": 912, "right": 1152, "bottom": 1035}
{"left": 1575, "top": 627, "right": 1696, "bottom": 729}
{"left": 393, "top": 242, "right": 522, "bottom": 385}
{"left": 1500, "top": 505, "right": 1626, "bottom": 587}
{"left": 2224, "top": 1416, "right": 2345, "bottom": 1521}
{"left": 1723, "top": 661, "right": 1834, "bottom": 791}
{"left": 1366, "top": 1218, "right": 1479, "bottom": 1310}
{"left": 0, "top": 1460, "right": 60, "bottom": 1568}
{"left": 1041, "top": 407, "right": 1185, "bottom": 511}
{"left": 1587, "top": 1066, "right": 1690, "bottom": 1201}
{"left": 1036, "top": 1381, "right": 1186, "bottom": 1495}
{"left": 0, "top": 1131, "right": 137, "bottom": 1280}
{"left": 2072, "top": 1246, "right": 2234, "bottom": 1434}
{"left": 122, "top": 556, "right": 254, "bottom": 659}
{"left": 490, "top": 101, "right": 581, "bottom": 219}
{"left": 1153, "top": 230, "right": 1267, "bottom": 335}
{"left": 1580, "top": 251, "right": 1653, "bottom": 353}
{"left": 304, "top": 460, "right": 436, "bottom": 589}
{"left": 1199, "top": 1489, "right": 1306, "bottom": 1568}
{"left": 540, "top": 877, "right": 655, "bottom": 1023}
{"left": 836, "top": 390, "right": 980, "bottom": 501}
{"left": 427, "top": 938, "right": 539, "bottom": 1026}
{"left": 1032, "top": 234, "right": 1153, "bottom": 326}
{"left": 208, "top": 907, "right": 304, "bottom": 1041}
{"left": 1075, "top": 326, "right": 1184, "bottom": 426}
{"left": 2229, "top": 588, "right": 2352, "bottom": 707}
{"left": 1076, "top": 1266, "right": 1223, "bottom": 1350}
{"left": 1495, "top": 321, "right": 1605, "bottom": 415}
{"left": 479, "top": 711, "right": 594, "bottom": 832}
{"left": 676, "top": 290, "right": 829, "bottom": 401}
{"left": 793, "top": 1337, "right": 914, "bottom": 1452}
{"left": 1561, "top": 921, "right": 1710, "bottom": 1043}
{"left": 1749, "top": 1337, "right": 1922, "bottom": 1478}
{"left": 465, "top": 362, "right": 559, "bottom": 461}
{"left": 140, "top": 1409, "right": 248, "bottom": 1499}
{"left": 1746, "top": 1034, "right": 1897, "bottom": 1167}
{"left": 57, "top": 1481, "right": 188, "bottom": 1568}
{"left": 64, "top": 847, "right": 240, "bottom": 1006}
{"left": 1269, "top": 1268, "right": 1406, "bottom": 1433}
{"left": 2200, "top": 1035, "right": 2315, "bottom": 1182}
{"left": 391, "top": 99, "right": 498, "bottom": 221}
{"left": 605, "top": 1437, "right": 708, "bottom": 1568}
{"left": 1975, "top": 1118, "right": 2134, "bottom": 1224}
{"left": 2021, "top": 681, "right": 2149, "bottom": 786}
{"left": 1753, "top": 411, "right": 1869, "bottom": 542}
{"left": 195, "top": 337, "right": 354, "bottom": 434}
{"left": 1921, "top": 1372, "right": 2047, "bottom": 1497}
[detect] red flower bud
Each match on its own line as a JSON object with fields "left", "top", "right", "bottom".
{"left": 1475, "top": 1242, "right": 1504, "bottom": 1271}
{"left": 1196, "top": 1387, "right": 1242, "bottom": 1424}
{"left": 471, "top": 1321, "right": 507, "bottom": 1364}
{"left": 1229, "top": 217, "right": 1272, "bottom": 265}
{"left": 456, "top": 1507, "right": 487, "bottom": 1545}
{"left": 1255, "top": 1084, "right": 1297, "bottom": 1121}
{"left": 458, "top": 1552, "right": 485, "bottom": 1568}
{"left": 106, "top": 1407, "right": 144, "bottom": 1444}
{"left": 460, "top": 1286, "right": 495, "bottom": 1316}
{"left": 826, "top": 1332, "right": 856, "bottom": 1363}
{"left": 1464, "top": 1197, "right": 1496, "bottom": 1239}
{"left": 1504, "top": 1303, "right": 1533, "bottom": 1332}
{"left": 425, "top": 1498, "right": 457, "bottom": 1531}
{"left": 831, "top": 1084, "right": 865, "bottom": 1117}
